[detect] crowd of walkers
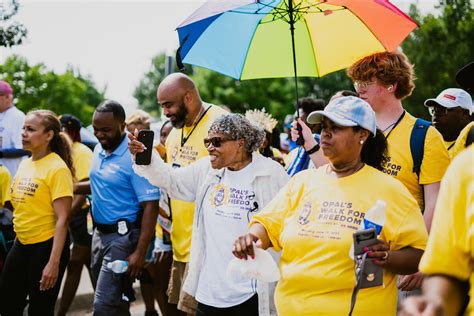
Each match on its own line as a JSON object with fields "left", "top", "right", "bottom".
{"left": 0, "top": 51, "right": 472, "bottom": 316}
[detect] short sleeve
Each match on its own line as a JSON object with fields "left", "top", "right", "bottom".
{"left": 251, "top": 177, "right": 297, "bottom": 251}
{"left": 419, "top": 126, "right": 450, "bottom": 185}
{"left": 0, "top": 167, "right": 11, "bottom": 206}
{"left": 131, "top": 171, "right": 161, "bottom": 203}
{"left": 49, "top": 167, "right": 74, "bottom": 201}
{"left": 419, "top": 149, "right": 473, "bottom": 281}
{"left": 74, "top": 145, "right": 93, "bottom": 181}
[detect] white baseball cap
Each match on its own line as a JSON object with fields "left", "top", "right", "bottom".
{"left": 307, "top": 96, "right": 377, "bottom": 136}
{"left": 424, "top": 88, "right": 473, "bottom": 114}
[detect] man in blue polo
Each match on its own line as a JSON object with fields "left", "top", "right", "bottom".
{"left": 86, "top": 100, "right": 160, "bottom": 315}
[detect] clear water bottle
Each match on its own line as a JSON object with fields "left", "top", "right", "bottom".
{"left": 107, "top": 260, "right": 128, "bottom": 273}
{"left": 363, "top": 200, "right": 386, "bottom": 235}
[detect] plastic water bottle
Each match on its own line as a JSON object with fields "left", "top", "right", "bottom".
{"left": 349, "top": 200, "right": 387, "bottom": 260}
{"left": 363, "top": 200, "right": 386, "bottom": 235}
{"left": 107, "top": 260, "right": 128, "bottom": 273}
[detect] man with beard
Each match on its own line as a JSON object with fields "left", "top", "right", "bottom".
{"left": 76, "top": 100, "right": 160, "bottom": 315}
{"left": 424, "top": 88, "right": 473, "bottom": 157}
{"left": 158, "top": 73, "right": 226, "bottom": 315}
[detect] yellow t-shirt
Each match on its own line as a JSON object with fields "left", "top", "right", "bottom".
{"left": 166, "top": 104, "right": 227, "bottom": 262}
{"left": 0, "top": 165, "right": 11, "bottom": 207}
{"left": 451, "top": 121, "right": 474, "bottom": 159}
{"left": 11, "top": 153, "right": 74, "bottom": 245}
{"left": 382, "top": 112, "right": 450, "bottom": 210}
{"left": 72, "top": 142, "right": 93, "bottom": 209}
{"left": 444, "top": 140, "right": 456, "bottom": 155}
{"left": 419, "top": 146, "right": 474, "bottom": 315}
{"left": 251, "top": 165, "right": 428, "bottom": 316}
{"left": 72, "top": 141, "right": 93, "bottom": 182}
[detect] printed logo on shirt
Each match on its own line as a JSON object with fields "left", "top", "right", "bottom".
{"left": 317, "top": 201, "right": 364, "bottom": 230}
{"left": 209, "top": 183, "right": 256, "bottom": 220}
{"left": 209, "top": 183, "right": 229, "bottom": 207}
{"left": 171, "top": 145, "right": 179, "bottom": 162}
{"left": 298, "top": 201, "right": 312, "bottom": 225}
{"left": 12, "top": 177, "right": 39, "bottom": 203}
{"left": 382, "top": 156, "right": 402, "bottom": 177}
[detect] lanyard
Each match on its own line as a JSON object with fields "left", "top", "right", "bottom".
{"left": 180, "top": 105, "right": 212, "bottom": 147}
{"left": 384, "top": 111, "right": 405, "bottom": 139}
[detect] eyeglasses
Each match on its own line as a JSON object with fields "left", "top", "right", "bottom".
{"left": 428, "top": 106, "right": 454, "bottom": 117}
{"left": 353, "top": 81, "right": 375, "bottom": 91}
{"left": 203, "top": 136, "right": 232, "bottom": 148}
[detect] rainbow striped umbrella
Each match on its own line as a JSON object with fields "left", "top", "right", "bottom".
{"left": 176, "top": 0, "right": 417, "bottom": 116}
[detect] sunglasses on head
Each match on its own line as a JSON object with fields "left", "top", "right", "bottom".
{"left": 203, "top": 136, "right": 232, "bottom": 148}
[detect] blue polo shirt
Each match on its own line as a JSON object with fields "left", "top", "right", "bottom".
{"left": 90, "top": 134, "right": 160, "bottom": 225}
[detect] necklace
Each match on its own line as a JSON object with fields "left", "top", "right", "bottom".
{"left": 326, "top": 162, "right": 364, "bottom": 177}
{"left": 383, "top": 111, "right": 405, "bottom": 139}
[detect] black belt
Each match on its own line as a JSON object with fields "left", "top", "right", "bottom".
{"left": 95, "top": 219, "right": 141, "bottom": 235}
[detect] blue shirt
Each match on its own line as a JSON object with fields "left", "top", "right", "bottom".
{"left": 90, "top": 134, "right": 160, "bottom": 224}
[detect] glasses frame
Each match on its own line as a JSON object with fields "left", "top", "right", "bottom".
{"left": 428, "top": 106, "right": 454, "bottom": 117}
{"left": 353, "top": 81, "right": 375, "bottom": 91}
{"left": 203, "top": 136, "right": 232, "bottom": 148}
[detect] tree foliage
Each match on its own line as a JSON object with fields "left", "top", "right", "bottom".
{"left": 0, "top": 55, "right": 104, "bottom": 125}
{"left": 133, "top": 54, "right": 192, "bottom": 117}
{"left": 0, "top": 0, "right": 27, "bottom": 47}
{"left": 401, "top": 0, "right": 474, "bottom": 118}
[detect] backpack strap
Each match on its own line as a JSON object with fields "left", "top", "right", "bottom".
{"left": 465, "top": 124, "right": 474, "bottom": 148}
{"left": 410, "top": 118, "right": 431, "bottom": 178}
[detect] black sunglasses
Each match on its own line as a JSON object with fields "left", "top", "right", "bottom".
{"left": 203, "top": 136, "right": 232, "bottom": 148}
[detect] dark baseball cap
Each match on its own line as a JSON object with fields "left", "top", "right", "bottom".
{"left": 59, "top": 114, "right": 82, "bottom": 131}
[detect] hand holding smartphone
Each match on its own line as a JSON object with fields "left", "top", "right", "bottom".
{"left": 135, "top": 129, "right": 154, "bottom": 165}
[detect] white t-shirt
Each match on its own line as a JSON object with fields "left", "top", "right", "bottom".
{"left": 0, "top": 106, "right": 26, "bottom": 177}
{"left": 195, "top": 162, "right": 258, "bottom": 307}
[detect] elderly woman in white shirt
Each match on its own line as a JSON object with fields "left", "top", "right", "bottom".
{"left": 129, "top": 113, "right": 289, "bottom": 316}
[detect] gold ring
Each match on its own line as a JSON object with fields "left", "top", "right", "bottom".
{"left": 382, "top": 251, "right": 389, "bottom": 260}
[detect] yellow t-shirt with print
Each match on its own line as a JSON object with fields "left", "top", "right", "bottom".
{"left": 451, "top": 121, "right": 474, "bottom": 159}
{"left": 166, "top": 104, "right": 227, "bottom": 262}
{"left": 382, "top": 112, "right": 450, "bottom": 210}
{"left": 251, "top": 165, "right": 428, "bottom": 316}
{"left": 11, "top": 153, "right": 73, "bottom": 245}
{"left": 0, "top": 165, "right": 11, "bottom": 207}
{"left": 419, "top": 146, "right": 474, "bottom": 315}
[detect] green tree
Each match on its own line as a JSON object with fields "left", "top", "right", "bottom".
{"left": 401, "top": 0, "right": 474, "bottom": 118}
{"left": 134, "top": 53, "right": 192, "bottom": 117}
{"left": 0, "top": 55, "right": 104, "bottom": 125}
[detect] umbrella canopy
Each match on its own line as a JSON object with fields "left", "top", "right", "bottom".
{"left": 177, "top": 0, "right": 417, "bottom": 80}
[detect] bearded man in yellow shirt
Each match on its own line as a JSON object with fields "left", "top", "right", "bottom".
{"left": 157, "top": 73, "right": 226, "bottom": 315}
{"left": 348, "top": 52, "right": 450, "bottom": 294}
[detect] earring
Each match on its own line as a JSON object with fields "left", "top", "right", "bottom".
{"left": 359, "top": 140, "right": 364, "bottom": 145}
{"left": 387, "top": 85, "right": 393, "bottom": 92}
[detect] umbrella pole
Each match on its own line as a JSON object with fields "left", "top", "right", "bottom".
{"left": 288, "top": 0, "right": 304, "bottom": 146}
{"left": 288, "top": 0, "right": 299, "bottom": 116}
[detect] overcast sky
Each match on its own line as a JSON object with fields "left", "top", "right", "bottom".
{"left": 0, "top": 0, "right": 438, "bottom": 115}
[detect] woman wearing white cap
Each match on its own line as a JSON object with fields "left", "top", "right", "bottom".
{"left": 233, "top": 96, "right": 428, "bottom": 316}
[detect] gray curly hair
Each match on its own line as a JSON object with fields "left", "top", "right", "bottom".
{"left": 208, "top": 113, "right": 265, "bottom": 154}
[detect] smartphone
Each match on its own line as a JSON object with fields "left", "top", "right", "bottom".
{"left": 135, "top": 129, "right": 154, "bottom": 165}
{"left": 353, "top": 228, "right": 383, "bottom": 288}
